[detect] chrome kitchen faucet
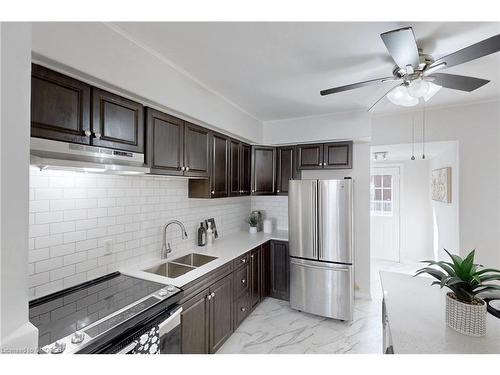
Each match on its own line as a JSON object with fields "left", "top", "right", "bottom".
{"left": 162, "top": 220, "right": 188, "bottom": 259}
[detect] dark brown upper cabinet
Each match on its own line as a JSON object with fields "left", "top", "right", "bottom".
{"left": 296, "top": 143, "right": 324, "bottom": 170}
{"left": 92, "top": 88, "right": 144, "bottom": 153}
{"left": 146, "top": 108, "right": 184, "bottom": 175}
{"left": 210, "top": 133, "right": 229, "bottom": 198}
{"left": 251, "top": 146, "right": 276, "bottom": 195}
{"left": 276, "top": 146, "right": 296, "bottom": 195}
{"left": 323, "top": 141, "right": 353, "bottom": 169}
{"left": 240, "top": 143, "right": 252, "bottom": 195}
{"left": 297, "top": 141, "right": 353, "bottom": 170}
{"left": 31, "top": 64, "right": 91, "bottom": 145}
{"left": 184, "top": 122, "right": 210, "bottom": 178}
{"left": 229, "top": 140, "right": 251, "bottom": 197}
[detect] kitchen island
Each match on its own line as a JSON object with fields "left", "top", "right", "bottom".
{"left": 380, "top": 271, "right": 500, "bottom": 354}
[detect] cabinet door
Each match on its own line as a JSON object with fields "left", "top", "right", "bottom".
{"left": 91, "top": 88, "right": 144, "bottom": 153}
{"left": 249, "top": 247, "right": 261, "bottom": 308}
{"left": 296, "top": 143, "right": 324, "bottom": 170}
{"left": 146, "top": 108, "right": 184, "bottom": 175}
{"left": 184, "top": 122, "right": 210, "bottom": 177}
{"left": 181, "top": 288, "right": 209, "bottom": 354}
{"left": 260, "top": 241, "right": 271, "bottom": 298}
{"left": 251, "top": 146, "right": 276, "bottom": 195}
{"left": 31, "top": 64, "right": 91, "bottom": 144}
{"left": 229, "top": 139, "right": 241, "bottom": 196}
{"left": 270, "top": 241, "right": 290, "bottom": 301}
{"left": 234, "top": 292, "right": 250, "bottom": 329}
{"left": 210, "top": 133, "right": 229, "bottom": 198}
{"left": 209, "top": 274, "right": 234, "bottom": 353}
{"left": 323, "top": 141, "right": 353, "bottom": 169}
{"left": 239, "top": 143, "right": 252, "bottom": 195}
{"left": 276, "top": 146, "right": 295, "bottom": 195}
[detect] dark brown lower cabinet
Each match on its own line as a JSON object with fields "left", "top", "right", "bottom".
{"left": 180, "top": 288, "right": 209, "bottom": 354}
{"left": 180, "top": 240, "right": 288, "bottom": 353}
{"left": 249, "top": 247, "right": 261, "bottom": 308}
{"left": 208, "top": 274, "right": 233, "bottom": 353}
{"left": 270, "top": 241, "right": 290, "bottom": 301}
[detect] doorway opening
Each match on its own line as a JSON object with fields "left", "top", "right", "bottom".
{"left": 369, "top": 141, "right": 459, "bottom": 298}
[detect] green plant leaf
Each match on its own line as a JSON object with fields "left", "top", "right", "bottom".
{"left": 414, "top": 267, "right": 446, "bottom": 281}
{"left": 421, "top": 260, "right": 456, "bottom": 277}
{"left": 473, "top": 284, "right": 500, "bottom": 292}
{"left": 477, "top": 274, "right": 500, "bottom": 283}
{"left": 474, "top": 268, "right": 500, "bottom": 276}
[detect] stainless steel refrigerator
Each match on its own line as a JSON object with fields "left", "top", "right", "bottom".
{"left": 288, "top": 179, "right": 353, "bottom": 320}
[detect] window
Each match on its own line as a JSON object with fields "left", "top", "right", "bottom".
{"left": 370, "top": 174, "right": 393, "bottom": 216}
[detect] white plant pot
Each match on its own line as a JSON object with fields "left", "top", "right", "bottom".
{"left": 445, "top": 292, "right": 487, "bottom": 336}
{"left": 249, "top": 226, "right": 257, "bottom": 234}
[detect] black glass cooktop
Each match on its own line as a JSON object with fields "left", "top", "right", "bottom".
{"left": 29, "top": 273, "right": 167, "bottom": 348}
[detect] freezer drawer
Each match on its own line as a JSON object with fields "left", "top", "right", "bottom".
{"left": 290, "top": 258, "right": 353, "bottom": 320}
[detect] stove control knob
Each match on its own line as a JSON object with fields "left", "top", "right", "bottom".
{"left": 158, "top": 288, "right": 169, "bottom": 297}
{"left": 167, "top": 285, "right": 176, "bottom": 292}
{"left": 50, "top": 341, "right": 66, "bottom": 354}
{"left": 71, "top": 331, "right": 85, "bottom": 344}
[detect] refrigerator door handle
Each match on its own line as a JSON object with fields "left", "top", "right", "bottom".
{"left": 290, "top": 258, "right": 350, "bottom": 271}
{"left": 312, "top": 180, "right": 318, "bottom": 258}
{"left": 317, "top": 182, "right": 322, "bottom": 259}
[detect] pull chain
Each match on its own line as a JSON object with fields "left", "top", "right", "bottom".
{"left": 422, "top": 106, "right": 426, "bottom": 160}
{"left": 411, "top": 115, "right": 415, "bottom": 160}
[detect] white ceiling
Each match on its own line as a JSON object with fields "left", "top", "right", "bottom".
{"left": 112, "top": 22, "right": 500, "bottom": 121}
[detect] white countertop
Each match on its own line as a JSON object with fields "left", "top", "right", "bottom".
{"left": 121, "top": 230, "right": 288, "bottom": 288}
{"left": 380, "top": 271, "right": 500, "bottom": 354}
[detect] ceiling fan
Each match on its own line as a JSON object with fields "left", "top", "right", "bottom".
{"left": 320, "top": 27, "right": 500, "bottom": 110}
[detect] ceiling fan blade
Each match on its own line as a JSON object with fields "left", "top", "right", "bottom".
{"left": 429, "top": 34, "right": 500, "bottom": 70}
{"left": 320, "top": 77, "right": 398, "bottom": 96}
{"left": 380, "top": 27, "right": 420, "bottom": 69}
{"left": 368, "top": 84, "right": 402, "bottom": 112}
{"left": 428, "top": 73, "right": 490, "bottom": 92}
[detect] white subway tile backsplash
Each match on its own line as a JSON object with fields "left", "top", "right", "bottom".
{"left": 29, "top": 169, "right": 252, "bottom": 299}
{"left": 251, "top": 195, "right": 289, "bottom": 230}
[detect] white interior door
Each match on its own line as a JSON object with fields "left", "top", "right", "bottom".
{"left": 370, "top": 167, "right": 400, "bottom": 262}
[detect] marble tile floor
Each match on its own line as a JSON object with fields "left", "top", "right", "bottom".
{"left": 217, "top": 260, "right": 419, "bottom": 354}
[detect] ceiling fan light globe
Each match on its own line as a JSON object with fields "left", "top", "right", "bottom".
{"left": 408, "top": 79, "right": 431, "bottom": 98}
{"left": 423, "top": 82, "right": 442, "bottom": 102}
{"left": 387, "top": 85, "right": 419, "bottom": 107}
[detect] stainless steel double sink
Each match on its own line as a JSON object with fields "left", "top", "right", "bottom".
{"left": 144, "top": 253, "right": 217, "bottom": 278}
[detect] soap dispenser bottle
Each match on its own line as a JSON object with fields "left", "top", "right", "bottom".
{"left": 206, "top": 222, "right": 214, "bottom": 247}
{"left": 197, "top": 222, "right": 207, "bottom": 247}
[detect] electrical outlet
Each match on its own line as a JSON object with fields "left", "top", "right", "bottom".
{"left": 104, "top": 239, "right": 113, "bottom": 255}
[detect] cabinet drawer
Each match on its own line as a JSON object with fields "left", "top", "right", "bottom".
{"left": 234, "top": 292, "right": 250, "bottom": 328}
{"left": 233, "top": 263, "right": 249, "bottom": 297}
{"left": 233, "top": 252, "right": 250, "bottom": 269}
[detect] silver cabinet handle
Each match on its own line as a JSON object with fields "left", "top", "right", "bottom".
{"left": 241, "top": 258, "right": 246, "bottom": 263}
{"left": 251, "top": 189, "right": 255, "bottom": 193}
{"left": 185, "top": 167, "right": 190, "bottom": 171}
{"left": 181, "top": 166, "right": 186, "bottom": 171}
{"left": 241, "top": 279, "right": 246, "bottom": 284}
{"left": 84, "top": 130, "right": 91, "bottom": 137}
{"left": 211, "top": 190, "right": 215, "bottom": 194}
{"left": 277, "top": 189, "right": 280, "bottom": 193}
{"left": 94, "top": 132, "right": 101, "bottom": 139}
{"left": 250, "top": 255, "right": 254, "bottom": 259}
{"left": 211, "top": 292, "right": 215, "bottom": 297}
{"left": 241, "top": 307, "right": 246, "bottom": 312}
{"left": 207, "top": 294, "right": 212, "bottom": 300}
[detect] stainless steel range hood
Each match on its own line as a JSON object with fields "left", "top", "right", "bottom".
{"left": 30, "top": 138, "right": 151, "bottom": 175}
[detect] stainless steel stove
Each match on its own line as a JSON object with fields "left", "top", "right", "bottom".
{"left": 29, "top": 272, "right": 182, "bottom": 354}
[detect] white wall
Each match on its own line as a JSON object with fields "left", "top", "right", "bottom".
{"left": 31, "top": 22, "right": 263, "bottom": 143}
{"left": 29, "top": 169, "right": 251, "bottom": 299}
{"left": 263, "top": 111, "right": 371, "bottom": 145}
{"left": 0, "top": 23, "right": 38, "bottom": 352}
{"left": 372, "top": 101, "right": 500, "bottom": 268}
{"left": 430, "top": 144, "right": 460, "bottom": 260}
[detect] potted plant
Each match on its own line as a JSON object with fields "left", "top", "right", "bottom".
{"left": 416, "top": 249, "right": 500, "bottom": 336}
{"left": 247, "top": 213, "right": 258, "bottom": 234}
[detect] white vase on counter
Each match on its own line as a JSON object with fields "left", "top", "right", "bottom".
{"left": 249, "top": 226, "right": 257, "bottom": 234}
{"left": 445, "top": 292, "right": 487, "bottom": 336}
